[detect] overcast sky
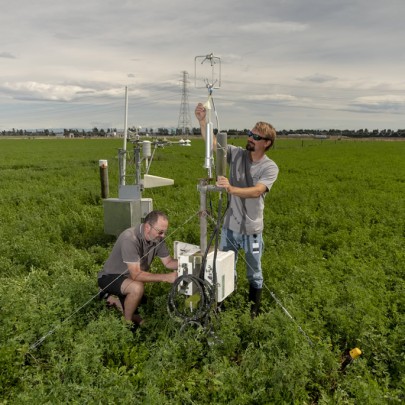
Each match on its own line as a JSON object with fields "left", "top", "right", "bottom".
{"left": 1, "top": 0, "right": 405, "bottom": 131}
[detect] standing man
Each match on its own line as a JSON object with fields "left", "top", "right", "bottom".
{"left": 98, "top": 210, "right": 178, "bottom": 329}
{"left": 195, "top": 103, "right": 279, "bottom": 317}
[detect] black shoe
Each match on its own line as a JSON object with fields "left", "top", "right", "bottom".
{"left": 249, "top": 285, "right": 262, "bottom": 319}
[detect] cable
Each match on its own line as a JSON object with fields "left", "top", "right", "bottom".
{"left": 167, "top": 226, "right": 217, "bottom": 326}
{"left": 210, "top": 95, "right": 221, "bottom": 134}
{"left": 167, "top": 185, "right": 228, "bottom": 328}
{"left": 167, "top": 275, "right": 213, "bottom": 324}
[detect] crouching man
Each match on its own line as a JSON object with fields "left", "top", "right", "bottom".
{"left": 97, "top": 210, "right": 178, "bottom": 329}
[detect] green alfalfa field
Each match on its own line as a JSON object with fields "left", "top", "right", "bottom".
{"left": 0, "top": 137, "right": 404, "bottom": 404}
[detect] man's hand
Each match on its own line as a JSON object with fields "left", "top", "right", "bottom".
{"left": 165, "top": 271, "right": 178, "bottom": 283}
{"left": 195, "top": 103, "right": 206, "bottom": 123}
{"left": 217, "top": 176, "right": 268, "bottom": 199}
{"left": 216, "top": 175, "right": 231, "bottom": 193}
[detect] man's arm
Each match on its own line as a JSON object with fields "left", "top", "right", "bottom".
{"left": 195, "top": 103, "right": 207, "bottom": 139}
{"left": 127, "top": 262, "right": 177, "bottom": 283}
{"left": 216, "top": 176, "right": 267, "bottom": 198}
{"left": 160, "top": 256, "right": 178, "bottom": 270}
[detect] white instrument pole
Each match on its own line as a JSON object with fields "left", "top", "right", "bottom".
{"left": 122, "top": 86, "right": 128, "bottom": 185}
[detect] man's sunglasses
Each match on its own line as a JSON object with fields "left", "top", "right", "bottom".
{"left": 150, "top": 224, "right": 167, "bottom": 236}
{"left": 248, "top": 130, "right": 268, "bottom": 141}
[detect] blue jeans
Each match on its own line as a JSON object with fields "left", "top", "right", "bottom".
{"left": 219, "top": 228, "right": 264, "bottom": 289}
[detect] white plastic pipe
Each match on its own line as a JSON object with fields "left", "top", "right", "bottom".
{"left": 204, "top": 122, "right": 213, "bottom": 178}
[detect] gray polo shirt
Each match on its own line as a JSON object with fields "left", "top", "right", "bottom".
{"left": 98, "top": 224, "right": 170, "bottom": 278}
{"left": 223, "top": 145, "right": 279, "bottom": 235}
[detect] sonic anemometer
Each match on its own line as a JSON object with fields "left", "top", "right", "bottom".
{"left": 194, "top": 53, "right": 222, "bottom": 92}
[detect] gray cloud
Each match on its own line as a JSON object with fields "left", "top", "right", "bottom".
{"left": 1, "top": 0, "right": 405, "bottom": 130}
{"left": 351, "top": 95, "right": 405, "bottom": 113}
{"left": 0, "top": 52, "right": 16, "bottom": 59}
{"left": 297, "top": 74, "right": 338, "bottom": 84}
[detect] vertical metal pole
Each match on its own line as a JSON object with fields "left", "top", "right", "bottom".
{"left": 122, "top": 86, "right": 129, "bottom": 185}
{"left": 199, "top": 179, "right": 208, "bottom": 254}
{"left": 203, "top": 98, "right": 213, "bottom": 178}
{"left": 134, "top": 145, "right": 141, "bottom": 186}
{"left": 204, "top": 122, "right": 213, "bottom": 178}
{"left": 118, "top": 148, "right": 126, "bottom": 186}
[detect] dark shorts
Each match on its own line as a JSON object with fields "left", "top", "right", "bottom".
{"left": 98, "top": 273, "right": 128, "bottom": 297}
{"left": 98, "top": 274, "right": 147, "bottom": 312}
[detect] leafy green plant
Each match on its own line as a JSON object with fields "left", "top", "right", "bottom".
{"left": 0, "top": 138, "right": 404, "bottom": 403}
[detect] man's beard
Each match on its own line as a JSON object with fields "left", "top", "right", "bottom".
{"left": 246, "top": 141, "right": 255, "bottom": 151}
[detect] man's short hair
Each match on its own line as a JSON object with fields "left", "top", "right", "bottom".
{"left": 253, "top": 121, "right": 277, "bottom": 150}
{"left": 144, "top": 210, "right": 168, "bottom": 226}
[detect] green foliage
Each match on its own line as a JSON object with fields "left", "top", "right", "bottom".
{"left": 0, "top": 138, "right": 404, "bottom": 403}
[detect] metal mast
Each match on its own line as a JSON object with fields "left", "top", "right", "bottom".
{"left": 177, "top": 71, "right": 192, "bottom": 136}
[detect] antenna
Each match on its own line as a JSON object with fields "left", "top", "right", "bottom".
{"left": 177, "top": 71, "right": 192, "bottom": 136}
{"left": 121, "top": 85, "right": 129, "bottom": 185}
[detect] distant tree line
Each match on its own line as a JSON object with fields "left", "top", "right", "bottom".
{"left": 277, "top": 128, "right": 405, "bottom": 138}
{"left": 1, "top": 127, "right": 405, "bottom": 138}
{"left": 221, "top": 128, "right": 405, "bottom": 138}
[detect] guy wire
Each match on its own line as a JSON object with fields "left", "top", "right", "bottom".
{"left": 206, "top": 215, "right": 314, "bottom": 347}
{"left": 263, "top": 284, "right": 314, "bottom": 347}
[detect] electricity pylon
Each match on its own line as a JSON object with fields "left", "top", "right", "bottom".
{"left": 177, "top": 71, "right": 192, "bottom": 136}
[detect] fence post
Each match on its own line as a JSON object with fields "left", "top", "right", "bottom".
{"left": 99, "top": 160, "right": 109, "bottom": 199}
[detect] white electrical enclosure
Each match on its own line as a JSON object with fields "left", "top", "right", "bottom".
{"left": 205, "top": 250, "right": 235, "bottom": 302}
{"left": 175, "top": 242, "right": 235, "bottom": 303}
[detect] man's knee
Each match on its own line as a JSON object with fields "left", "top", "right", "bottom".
{"left": 246, "top": 267, "right": 263, "bottom": 289}
{"left": 121, "top": 279, "right": 144, "bottom": 296}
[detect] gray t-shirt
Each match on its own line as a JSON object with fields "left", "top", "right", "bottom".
{"left": 98, "top": 224, "right": 170, "bottom": 278}
{"left": 223, "top": 145, "right": 279, "bottom": 235}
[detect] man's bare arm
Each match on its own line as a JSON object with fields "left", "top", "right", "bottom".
{"left": 216, "top": 176, "right": 267, "bottom": 198}
{"left": 127, "top": 262, "right": 177, "bottom": 283}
